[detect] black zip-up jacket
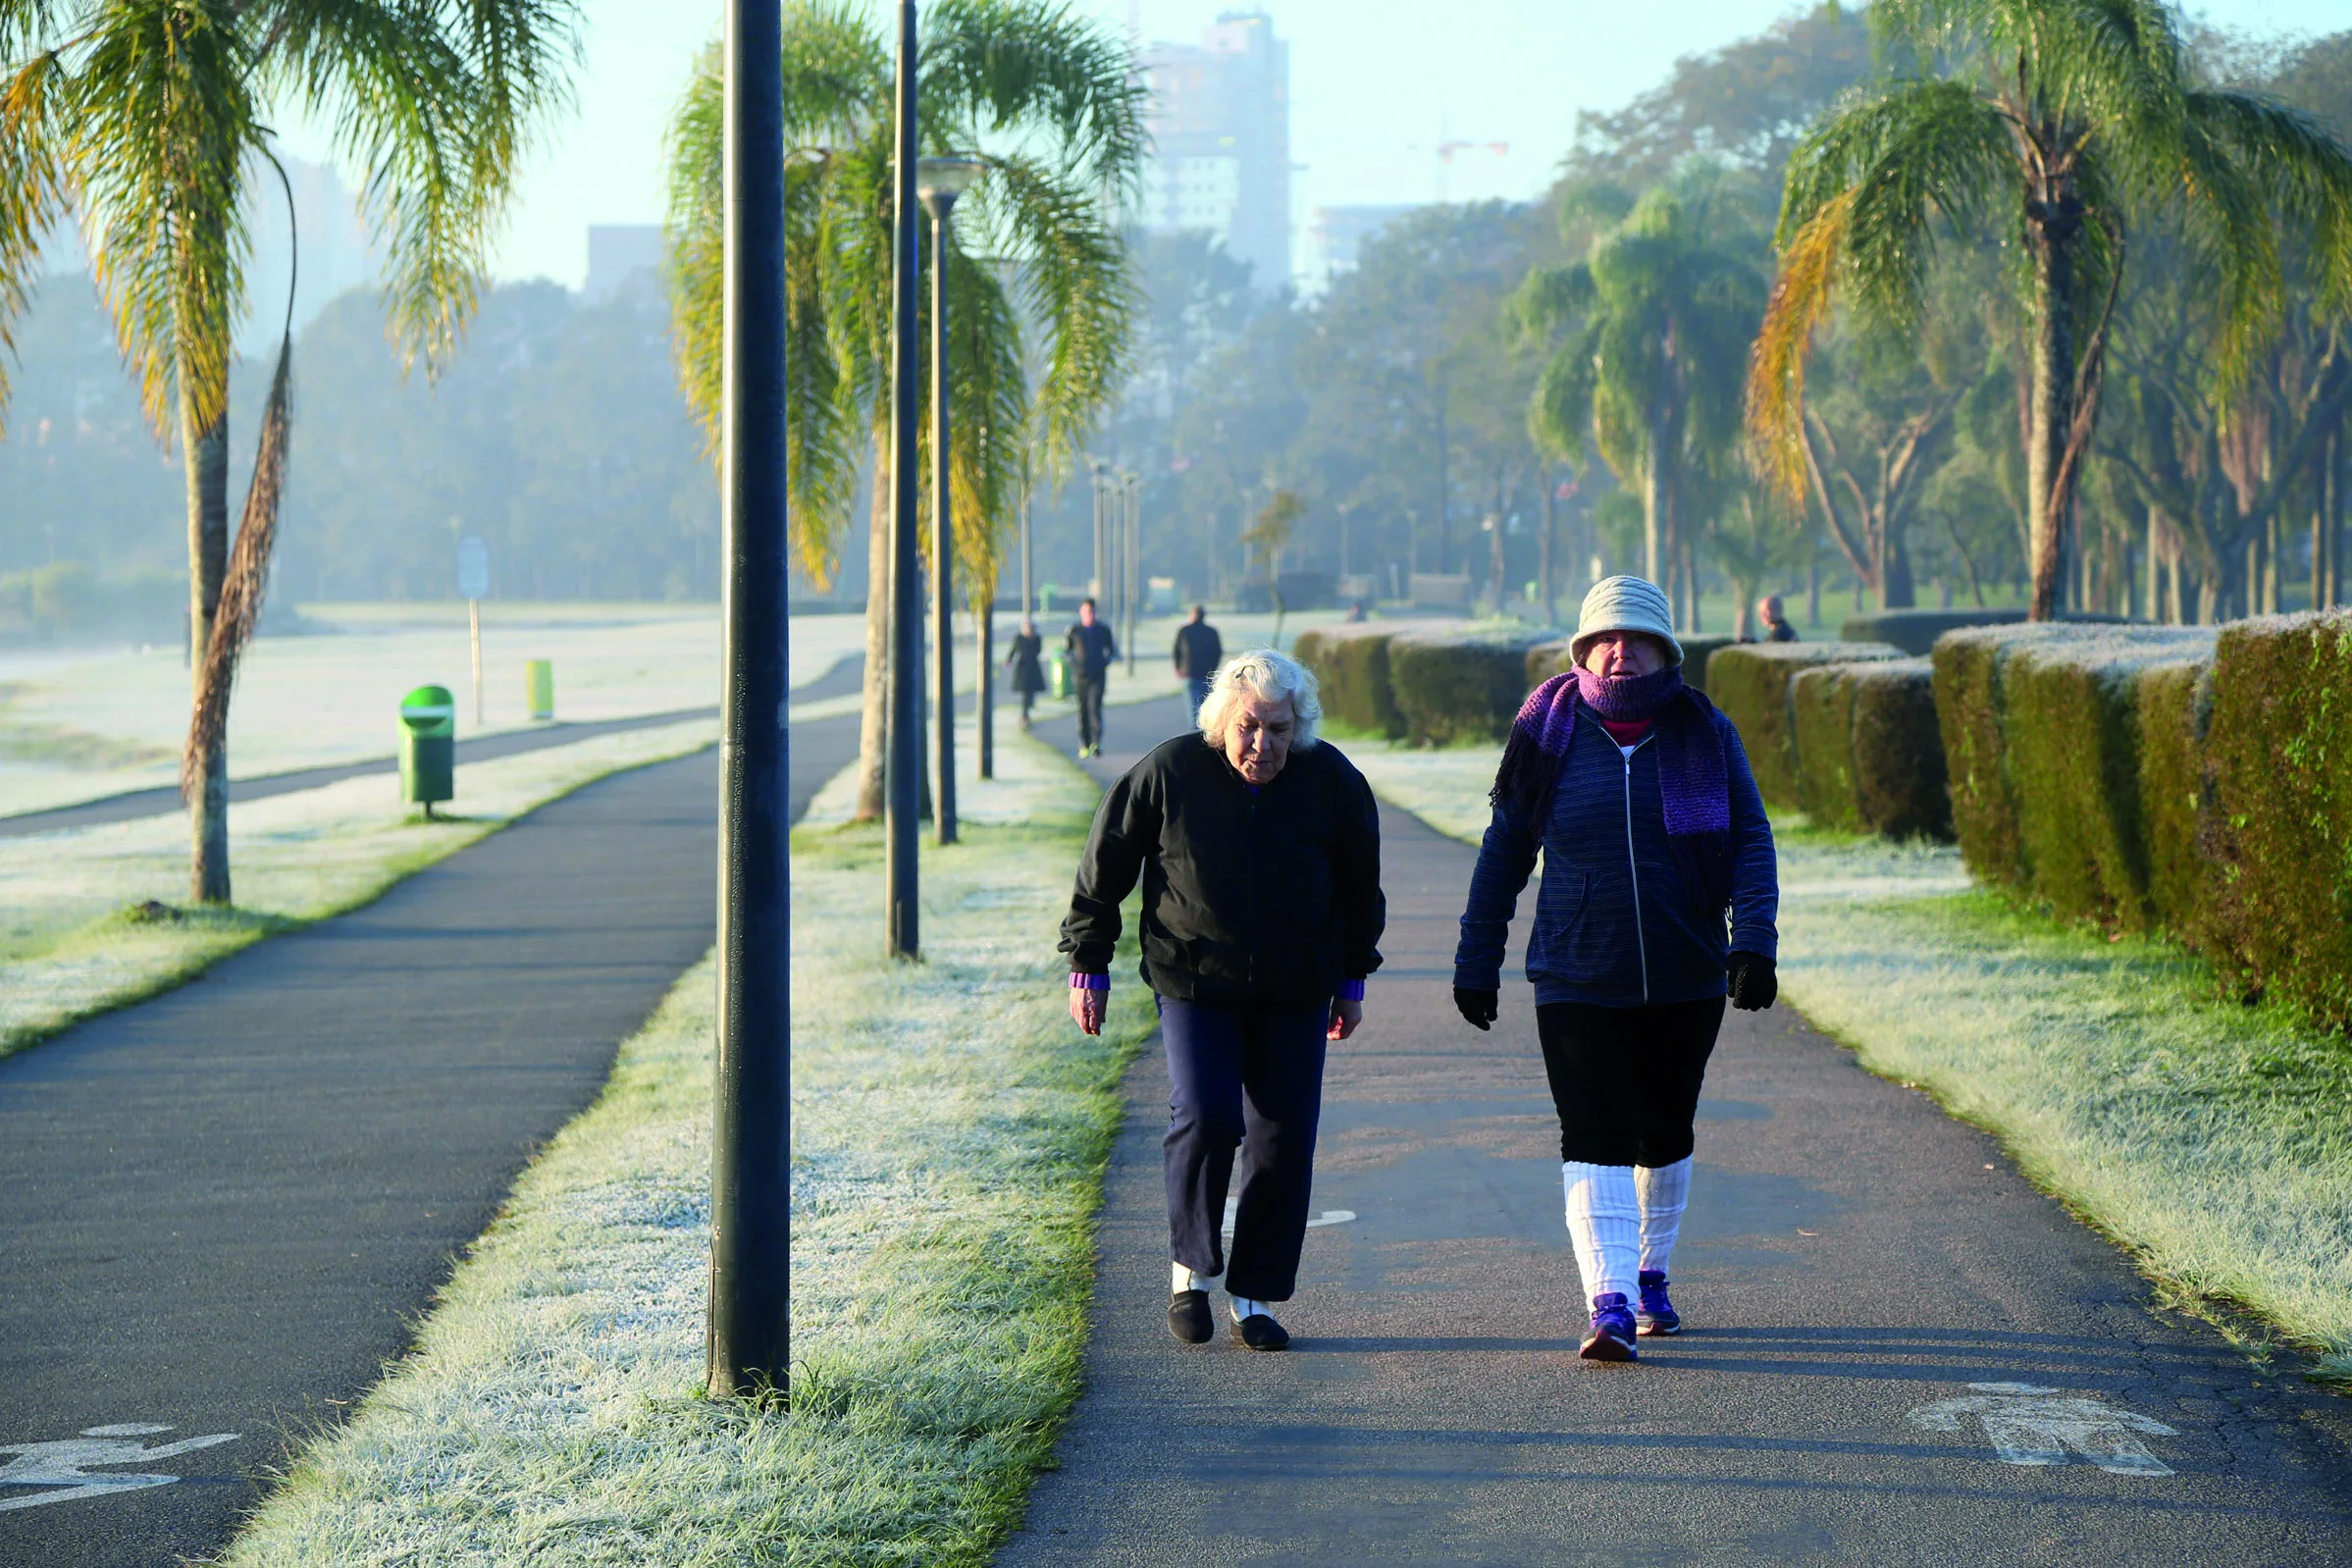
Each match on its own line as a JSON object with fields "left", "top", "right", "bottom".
{"left": 1172, "top": 620, "right": 1223, "bottom": 677}
{"left": 1060, "top": 733, "right": 1385, "bottom": 1004}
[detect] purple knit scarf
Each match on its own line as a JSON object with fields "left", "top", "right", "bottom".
{"left": 1490, "top": 666, "right": 1734, "bottom": 902}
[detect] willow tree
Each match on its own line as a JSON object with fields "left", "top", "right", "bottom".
{"left": 1515, "top": 174, "right": 1764, "bottom": 625}
{"left": 666, "top": 0, "right": 1140, "bottom": 820}
{"left": 1749, "top": 0, "right": 2352, "bottom": 621}
{"left": 1, "top": 0, "right": 579, "bottom": 903}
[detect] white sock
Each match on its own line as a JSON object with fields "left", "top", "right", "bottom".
{"left": 1172, "top": 1261, "right": 1220, "bottom": 1293}
{"left": 1562, "top": 1161, "right": 1640, "bottom": 1302}
{"left": 1229, "top": 1295, "right": 1275, "bottom": 1322}
{"left": 1636, "top": 1157, "right": 1692, "bottom": 1278}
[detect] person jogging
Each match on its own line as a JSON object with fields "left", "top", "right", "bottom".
{"left": 1062, "top": 650, "right": 1385, "bottom": 1351}
{"left": 1172, "top": 604, "right": 1224, "bottom": 722}
{"left": 1452, "top": 574, "right": 1779, "bottom": 1362}
{"left": 1065, "top": 599, "right": 1118, "bottom": 758}
{"left": 1005, "top": 616, "right": 1046, "bottom": 728}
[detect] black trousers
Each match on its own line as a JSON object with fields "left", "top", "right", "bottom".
{"left": 1536, "top": 996, "right": 1725, "bottom": 1166}
{"left": 1075, "top": 676, "right": 1106, "bottom": 749}
{"left": 1159, "top": 994, "right": 1330, "bottom": 1301}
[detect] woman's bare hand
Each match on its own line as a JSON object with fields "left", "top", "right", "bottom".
{"left": 1328, "top": 997, "right": 1363, "bottom": 1040}
{"left": 1070, "top": 986, "right": 1107, "bottom": 1035}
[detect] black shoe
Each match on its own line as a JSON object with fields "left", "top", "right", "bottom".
{"left": 1229, "top": 1311, "right": 1290, "bottom": 1351}
{"left": 1169, "top": 1289, "right": 1213, "bottom": 1344}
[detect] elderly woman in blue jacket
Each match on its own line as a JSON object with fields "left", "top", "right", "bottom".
{"left": 1453, "top": 575, "right": 1778, "bottom": 1362}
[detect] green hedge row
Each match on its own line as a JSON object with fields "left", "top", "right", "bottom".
{"left": 1706, "top": 641, "right": 1906, "bottom": 810}
{"left": 1928, "top": 613, "right": 2352, "bottom": 1029}
{"left": 1789, "top": 658, "right": 1949, "bottom": 838}
{"left": 1389, "top": 628, "right": 1555, "bottom": 745}
{"left": 1292, "top": 625, "right": 1408, "bottom": 739}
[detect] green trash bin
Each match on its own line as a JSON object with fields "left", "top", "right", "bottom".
{"left": 1049, "top": 648, "right": 1072, "bottom": 700}
{"left": 398, "top": 684, "right": 456, "bottom": 816}
{"left": 525, "top": 658, "right": 554, "bottom": 721}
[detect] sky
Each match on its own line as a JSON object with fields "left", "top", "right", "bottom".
{"left": 279, "top": 0, "right": 2352, "bottom": 291}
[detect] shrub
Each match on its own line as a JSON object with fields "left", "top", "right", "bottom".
{"left": 1842, "top": 607, "right": 2027, "bottom": 654}
{"left": 1790, "top": 665, "right": 1862, "bottom": 832}
{"left": 2134, "top": 658, "right": 2212, "bottom": 935}
{"left": 2199, "top": 610, "right": 2352, "bottom": 1027}
{"left": 1708, "top": 641, "right": 1904, "bottom": 810}
{"left": 1293, "top": 626, "right": 1407, "bottom": 738}
{"left": 1849, "top": 658, "right": 1950, "bottom": 840}
{"left": 1525, "top": 640, "right": 1572, "bottom": 689}
{"left": 1932, "top": 625, "right": 2213, "bottom": 924}
{"left": 1388, "top": 628, "right": 1553, "bottom": 745}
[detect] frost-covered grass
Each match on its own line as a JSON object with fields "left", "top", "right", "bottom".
{"left": 1350, "top": 740, "right": 2352, "bottom": 1379}
{"left": 0, "top": 718, "right": 716, "bottom": 1059}
{"left": 211, "top": 732, "right": 1154, "bottom": 1567}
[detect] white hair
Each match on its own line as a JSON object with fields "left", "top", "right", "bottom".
{"left": 1196, "top": 649, "right": 1322, "bottom": 751}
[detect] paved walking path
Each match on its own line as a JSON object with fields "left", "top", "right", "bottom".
{"left": 0, "top": 711, "right": 858, "bottom": 1568}
{"left": 1009, "top": 695, "right": 2352, "bottom": 1565}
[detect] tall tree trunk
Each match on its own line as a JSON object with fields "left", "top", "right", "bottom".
{"left": 2024, "top": 213, "right": 2078, "bottom": 622}
{"left": 1642, "top": 425, "right": 1667, "bottom": 586}
{"left": 855, "top": 436, "right": 891, "bottom": 820}
{"left": 976, "top": 597, "right": 994, "bottom": 780}
{"left": 183, "top": 373, "right": 230, "bottom": 906}
{"left": 1539, "top": 474, "right": 1557, "bottom": 626}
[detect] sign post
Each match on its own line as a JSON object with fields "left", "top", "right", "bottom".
{"left": 456, "top": 536, "right": 490, "bottom": 728}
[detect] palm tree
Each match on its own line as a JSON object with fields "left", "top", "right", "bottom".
{"left": 1516, "top": 173, "right": 1765, "bottom": 625}
{"left": 665, "top": 0, "right": 1141, "bottom": 820}
{"left": 1749, "top": 0, "right": 2352, "bottom": 621}
{"left": 2, "top": 0, "right": 580, "bottom": 903}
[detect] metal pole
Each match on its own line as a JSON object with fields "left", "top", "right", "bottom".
{"left": 707, "top": 0, "right": 791, "bottom": 1400}
{"left": 1019, "top": 482, "right": 1034, "bottom": 618}
{"left": 1091, "top": 460, "right": 1107, "bottom": 603}
{"left": 1124, "top": 473, "right": 1139, "bottom": 677}
{"left": 928, "top": 194, "right": 958, "bottom": 845}
{"left": 885, "top": 0, "right": 921, "bottom": 959}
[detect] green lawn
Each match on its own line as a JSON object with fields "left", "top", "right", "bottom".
{"left": 212, "top": 730, "right": 1156, "bottom": 1566}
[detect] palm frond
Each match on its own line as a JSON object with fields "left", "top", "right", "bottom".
{"left": 921, "top": 0, "right": 1144, "bottom": 196}
{"left": 0, "top": 45, "right": 69, "bottom": 431}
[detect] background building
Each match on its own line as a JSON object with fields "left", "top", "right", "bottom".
{"left": 584, "top": 225, "right": 664, "bottom": 302}
{"left": 1137, "top": 10, "right": 1291, "bottom": 292}
{"left": 1302, "top": 202, "right": 1419, "bottom": 293}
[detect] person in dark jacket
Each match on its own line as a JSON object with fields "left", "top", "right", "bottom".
{"left": 1453, "top": 574, "right": 1778, "bottom": 1363}
{"left": 1005, "top": 616, "right": 1046, "bottom": 728}
{"left": 1172, "top": 604, "right": 1224, "bottom": 721}
{"left": 1757, "top": 594, "right": 1800, "bottom": 642}
{"left": 1063, "top": 650, "right": 1385, "bottom": 1352}
{"left": 1065, "top": 599, "right": 1118, "bottom": 758}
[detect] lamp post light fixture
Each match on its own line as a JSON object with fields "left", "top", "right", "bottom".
{"left": 885, "top": 0, "right": 922, "bottom": 959}
{"left": 917, "top": 155, "right": 982, "bottom": 847}
{"left": 707, "top": 0, "right": 792, "bottom": 1400}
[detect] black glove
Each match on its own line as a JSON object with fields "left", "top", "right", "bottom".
{"left": 1727, "top": 951, "right": 1777, "bottom": 1012}
{"left": 1453, "top": 985, "right": 1498, "bottom": 1031}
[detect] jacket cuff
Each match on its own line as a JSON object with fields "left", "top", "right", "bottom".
{"left": 1336, "top": 978, "right": 1366, "bottom": 1002}
{"left": 1069, "top": 972, "right": 1110, "bottom": 990}
{"left": 1728, "top": 927, "right": 1778, "bottom": 963}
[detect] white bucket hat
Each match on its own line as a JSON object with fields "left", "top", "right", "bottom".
{"left": 1570, "top": 575, "right": 1683, "bottom": 667}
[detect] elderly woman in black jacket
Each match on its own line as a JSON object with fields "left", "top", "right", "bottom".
{"left": 1062, "top": 650, "right": 1385, "bottom": 1351}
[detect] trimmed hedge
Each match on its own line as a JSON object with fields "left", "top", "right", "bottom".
{"left": 1789, "top": 658, "right": 1950, "bottom": 839}
{"left": 2134, "top": 658, "right": 2211, "bottom": 935}
{"left": 1929, "top": 624, "right": 2214, "bottom": 922}
{"left": 2200, "top": 611, "right": 2352, "bottom": 1027}
{"left": 1293, "top": 626, "right": 1409, "bottom": 739}
{"left": 1389, "top": 628, "right": 1555, "bottom": 745}
{"left": 1708, "top": 641, "right": 1905, "bottom": 810}
{"left": 1841, "top": 607, "right": 2127, "bottom": 655}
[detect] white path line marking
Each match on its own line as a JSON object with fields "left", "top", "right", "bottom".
{"left": 0, "top": 1426, "right": 241, "bottom": 1511}
{"left": 1218, "top": 1197, "right": 1357, "bottom": 1238}
{"left": 1908, "top": 1382, "right": 2179, "bottom": 1476}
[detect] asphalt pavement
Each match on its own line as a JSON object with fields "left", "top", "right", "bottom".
{"left": 1003, "top": 693, "right": 2352, "bottom": 1565}
{"left": 0, "top": 709, "right": 860, "bottom": 1567}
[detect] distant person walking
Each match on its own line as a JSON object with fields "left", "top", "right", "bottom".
{"left": 1063, "top": 651, "right": 1385, "bottom": 1352}
{"left": 1005, "top": 616, "right": 1046, "bottom": 729}
{"left": 1452, "top": 575, "right": 1779, "bottom": 1362}
{"left": 1172, "top": 604, "right": 1225, "bottom": 722}
{"left": 1065, "top": 600, "right": 1118, "bottom": 758}
{"left": 1757, "top": 594, "right": 1800, "bottom": 642}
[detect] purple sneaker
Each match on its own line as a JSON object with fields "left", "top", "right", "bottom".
{"left": 1580, "top": 1292, "right": 1638, "bottom": 1362}
{"left": 1636, "top": 1270, "right": 1681, "bottom": 1336}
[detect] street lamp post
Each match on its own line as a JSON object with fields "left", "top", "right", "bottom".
{"left": 885, "top": 0, "right": 921, "bottom": 959}
{"left": 919, "top": 156, "right": 982, "bottom": 845}
{"left": 1089, "top": 459, "right": 1108, "bottom": 605}
{"left": 707, "top": 0, "right": 791, "bottom": 1400}
{"left": 1123, "top": 471, "right": 1140, "bottom": 677}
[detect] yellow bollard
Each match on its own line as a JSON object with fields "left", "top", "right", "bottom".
{"left": 525, "top": 658, "right": 554, "bottom": 721}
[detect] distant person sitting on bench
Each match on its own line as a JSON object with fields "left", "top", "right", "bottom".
{"left": 1065, "top": 600, "right": 1118, "bottom": 758}
{"left": 1172, "top": 604, "right": 1224, "bottom": 722}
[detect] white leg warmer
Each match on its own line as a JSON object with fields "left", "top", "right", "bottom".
{"left": 1172, "top": 1261, "right": 1221, "bottom": 1292}
{"left": 1636, "top": 1156, "right": 1693, "bottom": 1276}
{"left": 1562, "top": 1161, "right": 1640, "bottom": 1301}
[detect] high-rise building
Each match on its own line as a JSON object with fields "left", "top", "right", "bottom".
{"left": 1137, "top": 10, "right": 1290, "bottom": 291}
{"left": 239, "top": 151, "right": 379, "bottom": 349}
{"left": 1303, "top": 203, "right": 1420, "bottom": 293}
